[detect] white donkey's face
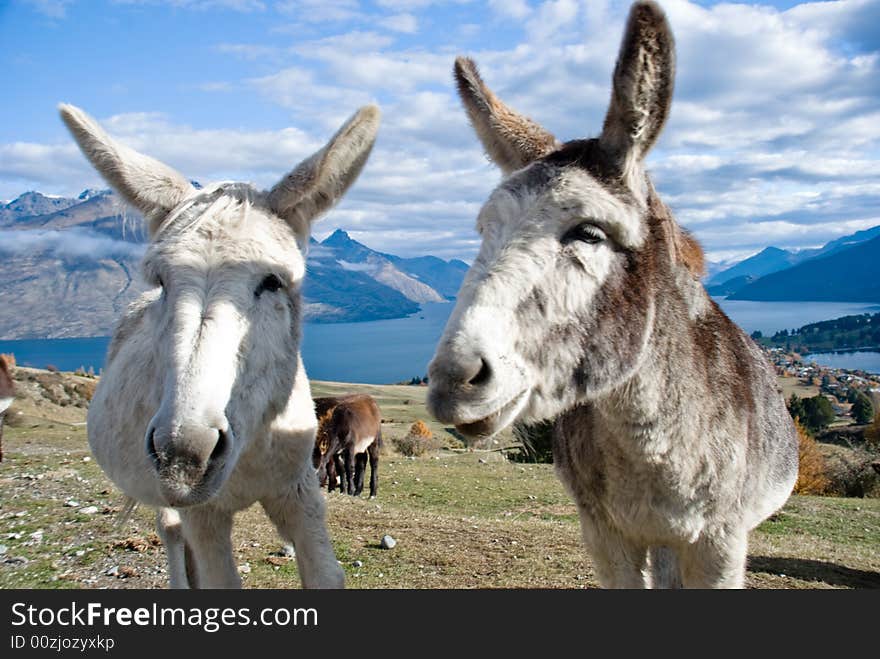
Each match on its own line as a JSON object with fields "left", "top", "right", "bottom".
{"left": 61, "top": 103, "right": 379, "bottom": 506}
{"left": 138, "top": 192, "right": 306, "bottom": 505}
{"left": 428, "top": 1, "right": 677, "bottom": 438}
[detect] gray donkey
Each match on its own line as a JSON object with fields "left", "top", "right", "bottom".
{"left": 427, "top": 1, "right": 798, "bottom": 588}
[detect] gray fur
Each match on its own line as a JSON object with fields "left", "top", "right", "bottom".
{"left": 428, "top": 1, "right": 798, "bottom": 588}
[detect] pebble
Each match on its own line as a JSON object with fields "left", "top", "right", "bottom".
{"left": 478, "top": 458, "right": 487, "bottom": 464}
{"left": 79, "top": 506, "right": 99, "bottom": 515}
{"left": 0, "top": 545, "right": 7, "bottom": 556}
{"left": 105, "top": 566, "right": 119, "bottom": 577}
{"left": 65, "top": 500, "right": 80, "bottom": 508}
{"left": 352, "top": 560, "right": 364, "bottom": 568}
{"left": 281, "top": 544, "right": 296, "bottom": 558}
{"left": 380, "top": 535, "right": 397, "bottom": 550}
{"left": 82, "top": 457, "right": 91, "bottom": 462}
{"left": 239, "top": 563, "right": 251, "bottom": 574}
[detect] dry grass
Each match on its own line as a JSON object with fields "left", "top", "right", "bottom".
{"left": 1, "top": 369, "right": 877, "bottom": 590}
{"left": 794, "top": 420, "right": 831, "bottom": 495}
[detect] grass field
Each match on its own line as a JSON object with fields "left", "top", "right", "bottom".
{"left": 1, "top": 373, "right": 878, "bottom": 589}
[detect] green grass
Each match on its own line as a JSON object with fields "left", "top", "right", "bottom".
{"left": 1, "top": 373, "right": 878, "bottom": 589}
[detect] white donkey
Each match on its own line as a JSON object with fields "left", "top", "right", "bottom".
{"left": 62, "top": 102, "right": 380, "bottom": 588}
{"left": 427, "top": 1, "right": 798, "bottom": 588}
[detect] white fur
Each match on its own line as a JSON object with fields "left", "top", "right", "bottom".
{"left": 64, "top": 103, "right": 380, "bottom": 589}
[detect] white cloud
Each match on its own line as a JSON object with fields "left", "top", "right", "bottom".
{"left": 4, "top": 1, "right": 880, "bottom": 265}
{"left": 23, "top": 0, "right": 73, "bottom": 18}
{"left": 379, "top": 12, "right": 419, "bottom": 34}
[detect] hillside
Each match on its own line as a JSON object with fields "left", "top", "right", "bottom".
{"left": 708, "top": 226, "right": 880, "bottom": 296}
{"left": 761, "top": 312, "right": 880, "bottom": 353}
{"left": 0, "top": 366, "right": 877, "bottom": 589}
{"left": 729, "top": 234, "right": 880, "bottom": 302}
{"left": 0, "top": 190, "right": 468, "bottom": 338}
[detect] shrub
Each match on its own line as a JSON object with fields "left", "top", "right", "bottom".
{"left": 511, "top": 420, "right": 554, "bottom": 463}
{"left": 865, "top": 412, "right": 880, "bottom": 449}
{"left": 392, "top": 420, "right": 442, "bottom": 457}
{"left": 851, "top": 392, "right": 874, "bottom": 425}
{"left": 793, "top": 420, "right": 830, "bottom": 495}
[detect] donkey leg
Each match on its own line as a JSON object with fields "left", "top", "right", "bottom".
{"left": 178, "top": 505, "right": 241, "bottom": 589}
{"left": 156, "top": 507, "right": 190, "bottom": 589}
{"left": 578, "top": 509, "right": 648, "bottom": 588}
{"left": 353, "top": 453, "right": 367, "bottom": 496}
{"left": 678, "top": 529, "right": 748, "bottom": 589}
{"left": 261, "top": 474, "right": 345, "bottom": 589}
{"left": 333, "top": 454, "right": 345, "bottom": 493}
{"left": 367, "top": 439, "right": 379, "bottom": 499}
{"left": 345, "top": 449, "right": 356, "bottom": 495}
{"left": 648, "top": 546, "right": 682, "bottom": 589}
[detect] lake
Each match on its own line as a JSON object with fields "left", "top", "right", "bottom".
{"left": 2, "top": 299, "right": 880, "bottom": 383}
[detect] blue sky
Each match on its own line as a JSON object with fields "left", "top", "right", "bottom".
{"left": 2, "top": 0, "right": 879, "bottom": 265}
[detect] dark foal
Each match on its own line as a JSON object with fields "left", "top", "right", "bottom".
{"left": 313, "top": 395, "right": 381, "bottom": 498}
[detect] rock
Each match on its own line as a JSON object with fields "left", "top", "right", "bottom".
{"left": 352, "top": 560, "right": 364, "bottom": 568}
{"left": 0, "top": 545, "right": 7, "bottom": 556}
{"left": 380, "top": 535, "right": 397, "bottom": 550}
{"left": 78, "top": 506, "right": 99, "bottom": 515}
{"left": 5, "top": 556, "right": 28, "bottom": 565}
{"left": 105, "top": 566, "right": 119, "bottom": 577}
{"left": 281, "top": 544, "right": 296, "bottom": 558}
{"left": 239, "top": 563, "right": 251, "bottom": 574}
{"left": 65, "top": 500, "right": 79, "bottom": 508}
{"left": 82, "top": 457, "right": 91, "bottom": 462}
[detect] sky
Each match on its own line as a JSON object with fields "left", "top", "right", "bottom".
{"left": 1, "top": 0, "right": 879, "bottom": 265}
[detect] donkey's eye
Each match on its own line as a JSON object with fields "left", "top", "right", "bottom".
{"left": 561, "top": 223, "right": 606, "bottom": 246}
{"left": 255, "top": 274, "right": 284, "bottom": 297}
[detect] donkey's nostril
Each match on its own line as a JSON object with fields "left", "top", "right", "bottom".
{"left": 209, "top": 427, "right": 229, "bottom": 465}
{"left": 468, "top": 358, "right": 492, "bottom": 387}
{"left": 145, "top": 426, "right": 161, "bottom": 470}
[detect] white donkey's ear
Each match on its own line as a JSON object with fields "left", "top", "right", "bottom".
{"left": 267, "top": 105, "right": 380, "bottom": 240}
{"left": 59, "top": 104, "right": 195, "bottom": 237}
{"left": 600, "top": 1, "right": 675, "bottom": 172}
{"left": 454, "top": 56, "right": 559, "bottom": 176}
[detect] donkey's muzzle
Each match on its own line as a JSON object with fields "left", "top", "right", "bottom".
{"left": 145, "top": 421, "right": 231, "bottom": 506}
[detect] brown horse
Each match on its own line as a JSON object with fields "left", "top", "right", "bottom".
{"left": 0, "top": 356, "right": 14, "bottom": 462}
{"left": 313, "top": 395, "right": 381, "bottom": 498}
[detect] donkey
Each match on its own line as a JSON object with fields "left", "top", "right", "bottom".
{"left": 63, "top": 102, "right": 380, "bottom": 588}
{"left": 313, "top": 395, "right": 381, "bottom": 498}
{"left": 0, "top": 355, "right": 14, "bottom": 462}
{"left": 427, "top": 1, "right": 798, "bottom": 588}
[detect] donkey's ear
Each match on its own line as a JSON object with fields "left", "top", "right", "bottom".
{"left": 454, "top": 57, "right": 559, "bottom": 176}
{"left": 267, "top": 105, "right": 380, "bottom": 239}
{"left": 59, "top": 104, "right": 195, "bottom": 236}
{"left": 599, "top": 1, "right": 675, "bottom": 171}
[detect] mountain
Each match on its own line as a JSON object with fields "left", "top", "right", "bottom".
{"left": 317, "top": 229, "right": 446, "bottom": 304}
{"left": 707, "top": 246, "right": 799, "bottom": 287}
{"left": 0, "top": 190, "right": 468, "bottom": 339}
{"left": 707, "top": 226, "right": 880, "bottom": 295}
{"left": 728, "top": 234, "right": 880, "bottom": 302}
{"left": 0, "top": 191, "right": 82, "bottom": 225}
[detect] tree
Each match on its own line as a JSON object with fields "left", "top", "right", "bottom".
{"left": 851, "top": 392, "right": 874, "bottom": 425}
{"left": 801, "top": 395, "right": 835, "bottom": 433}
{"left": 750, "top": 330, "right": 763, "bottom": 340}
{"left": 787, "top": 393, "right": 805, "bottom": 422}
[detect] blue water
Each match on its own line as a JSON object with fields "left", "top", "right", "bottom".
{"left": 0, "top": 302, "right": 455, "bottom": 385}
{"left": 2, "top": 299, "right": 880, "bottom": 382}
